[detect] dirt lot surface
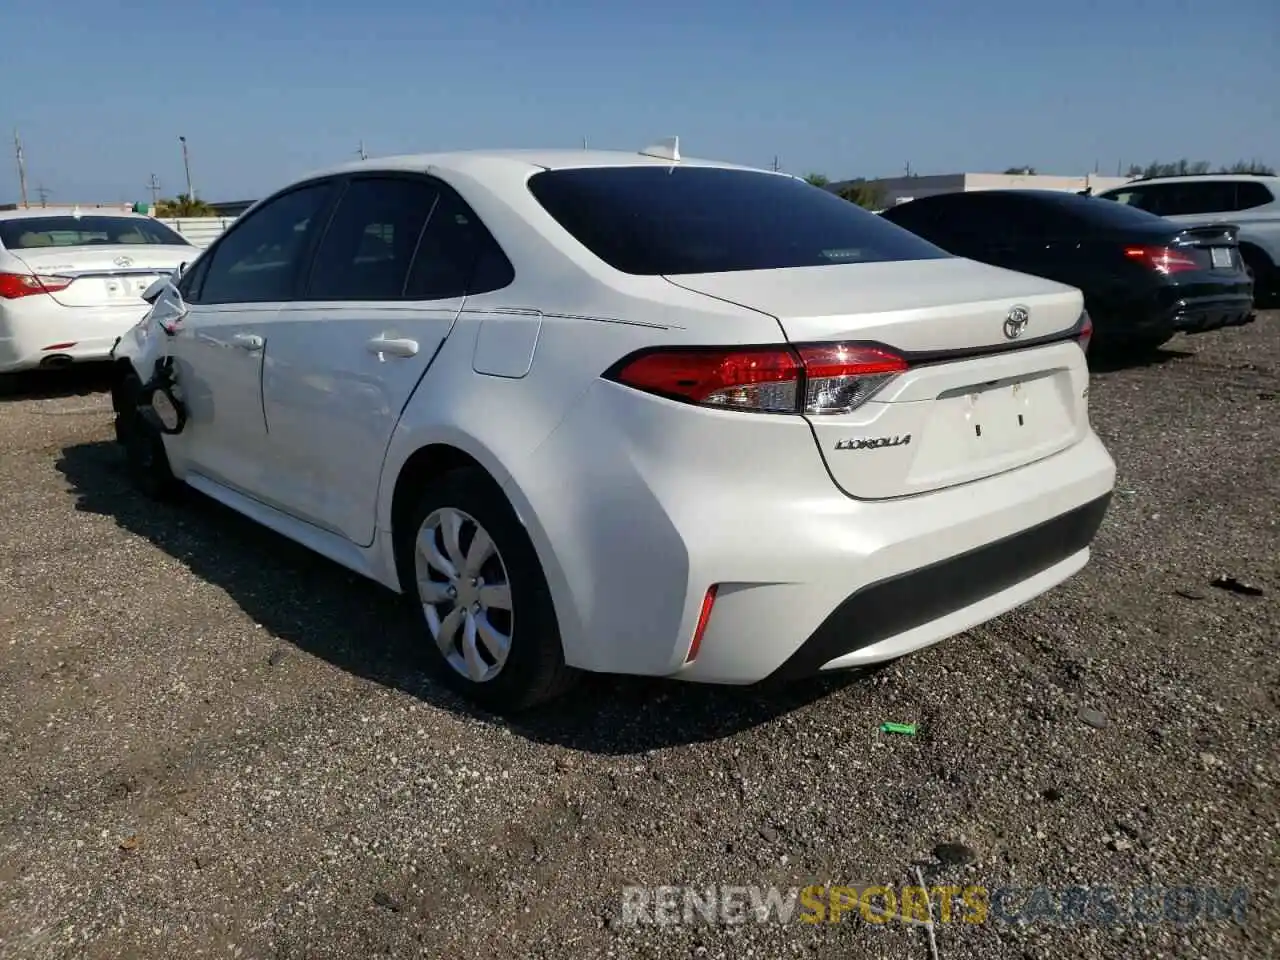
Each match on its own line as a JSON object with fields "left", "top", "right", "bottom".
{"left": 1, "top": 316, "right": 1277, "bottom": 960}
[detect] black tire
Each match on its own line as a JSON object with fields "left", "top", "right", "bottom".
{"left": 116, "top": 372, "right": 179, "bottom": 500}
{"left": 397, "top": 467, "right": 577, "bottom": 713}
{"left": 1241, "top": 247, "right": 1276, "bottom": 307}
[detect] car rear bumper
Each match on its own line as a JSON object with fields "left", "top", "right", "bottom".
{"left": 763, "top": 493, "right": 1109, "bottom": 682}
{"left": 1167, "top": 297, "right": 1255, "bottom": 334}
{"left": 0, "top": 299, "right": 149, "bottom": 373}
{"left": 504, "top": 377, "right": 1117, "bottom": 685}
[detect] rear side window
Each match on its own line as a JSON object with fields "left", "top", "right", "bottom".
{"left": 1236, "top": 182, "right": 1275, "bottom": 210}
{"left": 0, "top": 216, "right": 189, "bottom": 249}
{"left": 527, "top": 167, "right": 950, "bottom": 276}
{"left": 403, "top": 187, "right": 515, "bottom": 300}
{"left": 304, "top": 177, "right": 440, "bottom": 300}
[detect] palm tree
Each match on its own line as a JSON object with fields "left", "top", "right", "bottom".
{"left": 154, "top": 194, "right": 215, "bottom": 217}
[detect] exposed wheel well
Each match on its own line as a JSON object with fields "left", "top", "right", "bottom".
{"left": 110, "top": 357, "right": 140, "bottom": 413}
{"left": 1239, "top": 242, "right": 1274, "bottom": 270}
{"left": 389, "top": 444, "right": 494, "bottom": 589}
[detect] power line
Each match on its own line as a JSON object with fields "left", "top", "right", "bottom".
{"left": 147, "top": 173, "right": 161, "bottom": 206}
{"left": 34, "top": 184, "right": 50, "bottom": 207}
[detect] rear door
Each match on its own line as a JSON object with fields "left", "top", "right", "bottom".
{"left": 260, "top": 174, "right": 513, "bottom": 545}
{"left": 165, "top": 181, "right": 339, "bottom": 495}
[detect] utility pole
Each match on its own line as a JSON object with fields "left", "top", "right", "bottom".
{"left": 771, "top": 156, "right": 780, "bottom": 172}
{"left": 147, "top": 173, "right": 161, "bottom": 206}
{"left": 582, "top": 137, "right": 587, "bottom": 150}
{"left": 14, "top": 129, "right": 29, "bottom": 208}
{"left": 35, "top": 184, "right": 50, "bottom": 207}
{"left": 178, "top": 135, "right": 194, "bottom": 199}
{"left": 357, "top": 140, "right": 368, "bottom": 161}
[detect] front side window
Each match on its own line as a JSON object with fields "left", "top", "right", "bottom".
{"left": 528, "top": 166, "right": 950, "bottom": 276}
{"left": 0, "top": 216, "right": 190, "bottom": 249}
{"left": 199, "top": 183, "right": 335, "bottom": 304}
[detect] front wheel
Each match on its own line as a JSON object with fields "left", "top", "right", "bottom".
{"left": 399, "top": 468, "right": 577, "bottom": 713}
{"left": 115, "top": 372, "right": 179, "bottom": 500}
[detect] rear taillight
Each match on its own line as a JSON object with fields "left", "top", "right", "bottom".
{"left": 0, "top": 271, "right": 73, "bottom": 299}
{"left": 1123, "top": 245, "right": 1199, "bottom": 274}
{"left": 605, "top": 343, "right": 909, "bottom": 415}
{"left": 1078, "top": 312, "right": 1093, "bottom": 354}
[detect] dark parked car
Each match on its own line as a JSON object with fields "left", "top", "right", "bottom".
{"left": 880, "top": 190, "right": 1255, "bottom": 351}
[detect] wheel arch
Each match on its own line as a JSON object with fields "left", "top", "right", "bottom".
{"left": 381, "top": 431, "right": 587, "bottom": 668}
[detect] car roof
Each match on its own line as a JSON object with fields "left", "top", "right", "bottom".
{"left": 298, "top": 148, "right": 780, "bottom": 183}
{"left": 1104, "top": 174, "right": 1280, "bottom": 187}
{"left": 0, "top": 208, "right": 152, "bottom": 221}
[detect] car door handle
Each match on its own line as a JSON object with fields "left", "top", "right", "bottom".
{"left": 366, "top": 336, "right": 419, "bottom": 358}
{"left": 231, "top": 333, "right": 264, "bottom": 351}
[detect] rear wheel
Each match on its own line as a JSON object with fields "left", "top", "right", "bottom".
{"left": 1241, "top": 247, "right": 1276, "bottom": 307}
{"left": 398, "top": 468, "right": 577, "bottom": 712}
{"left": 116, "top": 371, "right": 179, "bottom": 500}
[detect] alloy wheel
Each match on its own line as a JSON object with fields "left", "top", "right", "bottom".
{"left": 414, "top": 507, "right": 513, "bottom": 683}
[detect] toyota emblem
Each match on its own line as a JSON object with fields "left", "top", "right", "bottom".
{"left": 1004, "top": 305, "right": 1030, "bottom": 340}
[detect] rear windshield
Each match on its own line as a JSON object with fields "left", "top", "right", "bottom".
{"left": 0, "top": 216, "right": 190, "bottom": 250}
{"left": 527, "top": 166, "right": 950, "bottom": 275}
{"left": 1056, "top": 194, "right": 1172, "bottom": 228}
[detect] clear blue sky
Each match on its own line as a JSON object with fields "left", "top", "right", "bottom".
{"left": 3, "top": 0, "right": 1277, "bottom": 204}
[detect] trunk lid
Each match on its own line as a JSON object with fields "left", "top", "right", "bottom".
{"left": 666, "top": 258, "right": 1091, "bottom": 499}
{"left": 1168, "top": 222, "right": 1244, "bottom": 273}
{"left": 10, "top": 245, "right": 194, "bottom": 308}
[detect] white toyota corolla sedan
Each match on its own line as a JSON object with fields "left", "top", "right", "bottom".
{"left": 110, "top": 141, "right": 1116, "bottom": 712}
{"left": 0, "top": 210, "right": 197, "bottom": 374}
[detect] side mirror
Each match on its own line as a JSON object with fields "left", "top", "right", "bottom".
{"left": 177, "top": 261, "right": 189, "bottom": 277}
{"left": 142, "top": 276, "right": 169, "bottom": 304}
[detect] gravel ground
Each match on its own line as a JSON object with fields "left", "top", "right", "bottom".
{"left": 1, "top": 316, "right": 1277, "bottom": 960}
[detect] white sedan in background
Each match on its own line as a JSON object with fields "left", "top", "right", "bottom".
{"left": 111, "top": 141, "right": 1116, "bottom": 712}
{"left": 0, "top": 210, "right": 196, "bottom": 375}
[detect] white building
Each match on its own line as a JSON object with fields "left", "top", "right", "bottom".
{"left": 832, "top": 172, "right": 1133, "bottom": 207}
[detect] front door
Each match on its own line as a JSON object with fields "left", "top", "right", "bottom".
{"left": 165, "top": 180, "right": 339, "bottom": 498}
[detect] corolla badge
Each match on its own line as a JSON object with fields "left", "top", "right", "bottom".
{"left": 835, "top": 435, "right": 911, "bottom": 451}
{"left": 1004, "top": 304, "right": 1030, "bottom": 340}
{"left": 113, "top": 255, "right": 134, "bottom": 267}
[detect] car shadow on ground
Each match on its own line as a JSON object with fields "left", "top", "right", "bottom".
{"left": 1088, "top": 344, "right": 1194, "bottom": 374}
{"left": 55, "top": 440, "right": 861, "bottom": 754}
{"left": 0, "top": 364, "right": 116, "bottom": 402}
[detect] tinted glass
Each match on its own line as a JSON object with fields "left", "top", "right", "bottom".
{"left": 178, "top": 254, "right": 210, "bottom": 301}
{"left": 1236, "top": 182, "right": 1274, "bottom": 210}
{"left": 404, "top": 187, "right": 515, "bottom": 299}
{"left": 0, "top": 216, "right": 190, "bottom": 249}
{"left": 527, "top": 167, "right": 949, "bottom": 275}
{"left": 1049, "top": 193, "right": 1173, "bottom": 228}
{"left": 200, "top": 183, "right": 334, "bottom": 304}
{"left": 305, "top": 178, "right": 439, "bottom": 300}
